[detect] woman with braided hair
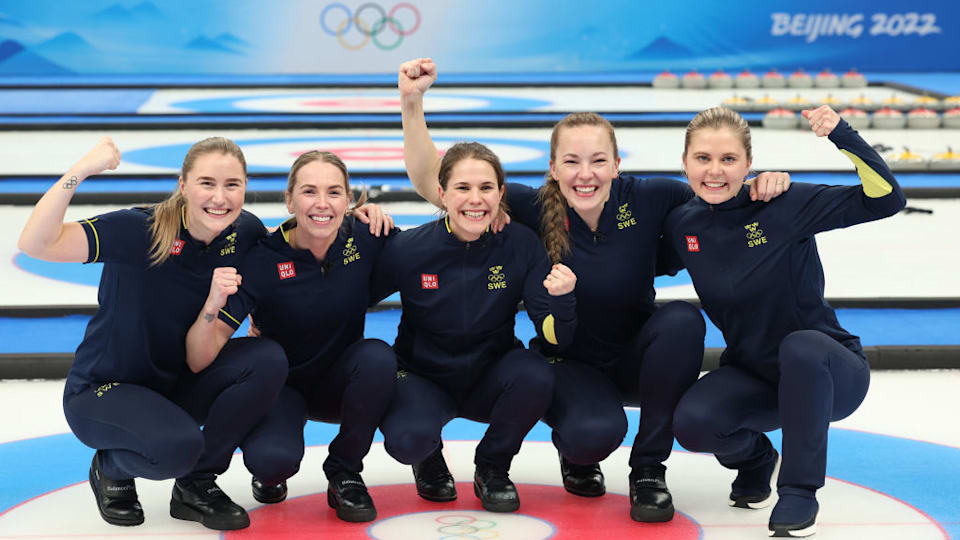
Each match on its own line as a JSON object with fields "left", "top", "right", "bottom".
{"left": 397, "top": 57, "right": 792, "bottom": 522}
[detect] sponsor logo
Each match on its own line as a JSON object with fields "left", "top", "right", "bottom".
{"left": 686, "top": 235, "right": 700, "bottom": 252}
{"left": 170, "top": 239, "right": 185, "bottom": 255}
{"left": 421, "top": 273, "right": 438, "bottom": 289}
{"left": 278, "top": 261, "right": 296, "bottom": 280}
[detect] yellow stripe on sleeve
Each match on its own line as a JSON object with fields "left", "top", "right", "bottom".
{"left": 219, "top": 309, "right": 241, "bottom": 328}
{"left": 81, "top": 218, "right": 100, "bottom": 263}
{"left": 542, "top": 314, "right": 558, "bottom": 345}
{"left": 840, "top": 149, "right": 893, "bottom": 198}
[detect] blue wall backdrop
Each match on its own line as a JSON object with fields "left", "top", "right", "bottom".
{"left": 0, "top": 1, "right": 956, "bottom": 75}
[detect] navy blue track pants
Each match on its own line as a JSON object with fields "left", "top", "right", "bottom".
{"left": 63, "top": 337, "right": 287, "bottom": 481}
{"left": 380, "top": 347, "right": 554, "bottom": 470}
{"left": 673, "top": 329, "right": 870, "bottom": 490}
{"left": 240, "top": 338, "right": 397, "bottom": 483}
{"left": 544, "top": 301, "right": 705, "bottom": 469}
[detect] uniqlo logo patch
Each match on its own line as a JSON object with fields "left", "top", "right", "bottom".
{"left": 169, "top": 239, "right": 185, "bottom": 255}
{"left": 686, "top": 236, "right": 700, "bottom": 252}
{"left": 421, "top": 274, "right": 438, "bottom": 289}
{"left": 277, "top": 261, "right": 296, "bottom": 280}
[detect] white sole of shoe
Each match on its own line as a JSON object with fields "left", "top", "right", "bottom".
{"left": 768, "top": 522, "right": 817, "bottom": 537}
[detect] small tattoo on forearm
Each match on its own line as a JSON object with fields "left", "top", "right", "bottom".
{"left": 62, "top": 176, "right": 78, "bottom": 189}
{"left": 204, "top": 313, "right": 215, "bottom": 323}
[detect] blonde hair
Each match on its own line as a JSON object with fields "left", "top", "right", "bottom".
{"left": 537, "top": 112, "right": 619, "bottom": 263}
{"left": 683, "top": 107, "right": 752, "bottom": 161}
{"left": 148, "top": 137, "right": 246, "bottom": 265}
{"left": 285, "top": 151, "right": 367, "bottom": 227}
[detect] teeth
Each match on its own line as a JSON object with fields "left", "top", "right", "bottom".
{"left": 463, "top": 211, "right": 486, "bottom": 218}
{"left": 206, "top": 208, "right": 228, "bottom": 215}
{"left": 311, "top": 215, "right": 332, "bottom": 223}
{"left": 704, "top": 182, "right": 725, "bottom": 188}
{"left": 574, "top": 186, "right": 596, "bottom": 194}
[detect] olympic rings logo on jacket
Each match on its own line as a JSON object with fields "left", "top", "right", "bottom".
{"left": 319, "top": 2, "right": 421, "bottom": 50}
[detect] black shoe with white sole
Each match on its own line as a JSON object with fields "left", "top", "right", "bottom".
{"left": 768, "top": 487, "right": 819, "bottom": 537}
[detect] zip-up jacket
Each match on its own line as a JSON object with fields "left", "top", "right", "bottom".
{"left": 219, "top": 217, "right": 388, "bottom": 389}
{"left": 507, "top": 176, "right": 693, "bottom": 366}
{"left": 663, "top": 119, "right": 906, "bottom": 382}
{"left": 372, "top": 218, "right": 576, "bottom": 393}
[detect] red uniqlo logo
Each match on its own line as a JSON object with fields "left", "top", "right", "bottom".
{"left": 686, "top": 236, "right": 700, "bottom": 252}
{"left": 421, "top": 274, "right": 438, "bottom": 289}
{"left": 277, "top": 262, "right": 296, "bottom": 280}
{"left": 169, "top": 239, "right": 185, "bottom": 255}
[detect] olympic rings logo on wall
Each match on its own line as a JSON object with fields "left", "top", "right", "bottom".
{"left": 320, "top": 2, "right": 421, "bottom": 50}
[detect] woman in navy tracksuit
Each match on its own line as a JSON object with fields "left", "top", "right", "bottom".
{"left": 665, "top": 105, "right": 905, "bottom": 537}
{"left": 17, "top": 137, "right": 287, "bottom": 531}
{"left": 195, "top": 151, "right": 397, "bottom": 523}
{"left": 397, "top": 57, "right": 792, "bottom": 522}
{"left": 374, "top": 141, "right": 577, "bottom": 513}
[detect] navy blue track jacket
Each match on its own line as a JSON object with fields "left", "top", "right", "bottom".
{"left": 663, "top": 119, "right": 906, "bottom": 382}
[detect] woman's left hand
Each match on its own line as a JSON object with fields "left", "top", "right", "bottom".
{"left": 491, "top": 209, "right": 511, "bottom": 233}
{"left": 802, "top": 105, "right": 841, "bottom": 137}
{"left": 544, "top": 263, "right": 576, "bottom": 296}
{"left": 747, "top": 172, "right": 791, "bottom": 202}
{"left": 354, "top": 203, "right": 395, "bottom": 237}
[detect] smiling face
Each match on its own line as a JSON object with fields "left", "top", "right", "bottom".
{"left": 549, "top": 124, "right": 621, "bottom": 227}
{"left": 179, "top": 152, "right": 246, "bottom": 244}
{"left": 439, "top": 158, "right": 504, "bottom": 242}
{"left": 285, "top": 160, "right": 350, "bottom": 249}
{"left": 682, "top": 127, "right": 752, "bottom": 205}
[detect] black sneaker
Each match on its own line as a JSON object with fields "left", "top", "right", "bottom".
{"left": 473, "top": 466, "right": 519, "bottom": 513}
{"left": 629, "top": 464, "right": 675, "bottom": 522}
{"left": 730, "top": 447, "right": 779, "bottom": 509}
{"left": 769, "top": 487, "right": 819, "bottom": 537}
{"left": 88, "top": 452, "right": 144, "bottom": 526}
{"left": 251, "top": 477, "right": 287, "bottom": 504}
{"left": 559, "top": 453, "right": 605, "bottom": 497}
{"left": 170, "top": 478, "right": 249, "bottom": 530}
{"left": 412, "top": 446, "right": 457, "bottom": 502}
{"left": 327, "top": 471, "right": 376, "bottom": 522}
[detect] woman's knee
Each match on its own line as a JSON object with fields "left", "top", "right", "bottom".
{"left": 672, "top": 397, "right": 723, "bottom": 452}
{"left": 140, "top": 429, "right": 205, "bottom": 480}
{"left": 553, "top": 415, "right": 627, "bottom": 463}
{"left": 244, "top": 444, "right": 303, "bottom": 484}
{"left": 656, "top": 301, "right": 706, "bottom": 340}
{"left": 778, "top": 330, "right": 832, "bottom": 375}
{"left": 383, "top": 427, "right": 438, "bottom": 465}
{"left": 503, "top": 349, "right": 554, "bottom": 396}
{"left": 352, "top": 339, "right": 398, "bottom": 380}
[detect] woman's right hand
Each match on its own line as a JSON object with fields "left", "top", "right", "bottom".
{"left": 398, "top": 57, "right": 437, "bottom": 99}
{"left": 544, "top": 263, "right": 577, "bottom": 296}
{"left": 73, "top": 137, "right": 121, "bottom": 180}
{"left": 204, "top": 267, "right": 241, "bottom": 313}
